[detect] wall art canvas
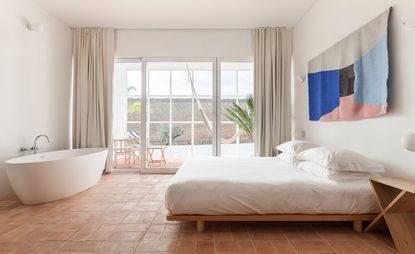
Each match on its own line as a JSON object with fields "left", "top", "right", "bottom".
{"left": 308, "top": 9, "right": 390, "bottom": 121}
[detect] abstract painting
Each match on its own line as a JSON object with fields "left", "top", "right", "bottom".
{"left": 308, "top": 9, "right": 390, "bottom": 121}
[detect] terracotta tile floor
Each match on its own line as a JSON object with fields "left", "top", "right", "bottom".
{"left": 0, "top": 173, "right": 396, "bottom": 254}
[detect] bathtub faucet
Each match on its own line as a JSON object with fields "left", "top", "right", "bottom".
{"left": 33, "top": 134, "right": 50, "bottom": 154}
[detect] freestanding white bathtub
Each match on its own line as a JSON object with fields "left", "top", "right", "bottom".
{"left": 5, "top": 148, "right": 108, "bottom": 205}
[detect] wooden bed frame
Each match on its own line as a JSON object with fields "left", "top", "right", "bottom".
{"left": 167, "top": 213, "right": 377, "bottom": 233}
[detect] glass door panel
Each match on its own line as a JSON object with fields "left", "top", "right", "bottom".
{"left": 112, "top": 59, "right": 254, "bottom": 172}
{"left": 112, "top": 61, "right": 142, "bottom": 169}
{"left": 145, "top": 62, "right": 214, "bottom": 171}
{"left": 220, "top": 62, "right": 254, "bottom": 157}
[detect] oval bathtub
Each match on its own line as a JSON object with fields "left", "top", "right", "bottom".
{"left": 5, "top": 148, "right": 108, "bottom": 205}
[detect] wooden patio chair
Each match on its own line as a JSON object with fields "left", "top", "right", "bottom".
{"left": 112, "top": 138, "right": 134, "bottom": 168}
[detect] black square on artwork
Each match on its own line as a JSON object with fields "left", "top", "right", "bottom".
{"left": 340, "top": 64, "right": 355, "bottom": 97}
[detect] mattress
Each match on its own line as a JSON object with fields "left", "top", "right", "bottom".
{"left": 165, "top": 157, "right": 379, "bottom": 215}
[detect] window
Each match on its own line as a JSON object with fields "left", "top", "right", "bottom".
{"left": 112, "top": 59, "right": 253, "bottom": 172}
{"left": 220, "top": 62, "right": 254, "bottom": 157}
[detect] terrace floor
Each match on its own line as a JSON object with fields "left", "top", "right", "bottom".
{"left": 113, "top": 143, "right": 254, "bottom": 169}
{"left": 0, "top": 173, "right": 396, "bottom": 253}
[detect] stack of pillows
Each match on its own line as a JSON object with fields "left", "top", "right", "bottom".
{"left": 276, "top": 140, "right": 384, "bottom": 181}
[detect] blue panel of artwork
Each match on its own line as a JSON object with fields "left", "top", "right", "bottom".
{"left": 354, "top": 33, "right": 389, "bottom": 106}
{"left": 308, "top": 70, "right": 341, "bottom": 121}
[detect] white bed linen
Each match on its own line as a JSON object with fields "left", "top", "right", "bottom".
{"left": 165, "top": 157, "right": 379, "bottom": 215}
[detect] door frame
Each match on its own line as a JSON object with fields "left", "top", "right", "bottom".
{"left": 140, "top": 58, "right": 217, "bottom": 173}
{"left": 215, "top": 57, "right": 253, "bottom": 156}
{"left": 112, "top": 58, "right": 142, "bottom": 173}
{"left": 112, "top": 57, "right": 253, "bottom": 174}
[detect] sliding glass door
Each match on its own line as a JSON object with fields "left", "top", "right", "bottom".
{"left": 144, "top": 61, "right": 214, "bottom": 172}
{"left": 112, "top": 60, "right": 142, "bottom": 170}
{"left": 219, "top": 61, "right": 254, "bottom": 157}
{"left": 112, "top": 58, "right": 253, "bottom": 173}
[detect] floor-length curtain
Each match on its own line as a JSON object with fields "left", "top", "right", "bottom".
{"left": 72, "top": 28, "right": 115, "bottom": 172}
{"left": 253, "top": 27, "right": 293, "bottom": 157}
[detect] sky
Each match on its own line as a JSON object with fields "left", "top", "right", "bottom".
{"left": 123, "top": 62, "right": 253, "bottom": 99}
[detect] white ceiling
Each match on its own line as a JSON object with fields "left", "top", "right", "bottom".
{"left": 34, "top": 0, "right": 317, "bottom": 29}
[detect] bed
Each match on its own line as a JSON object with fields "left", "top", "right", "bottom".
{"left": 165, "top": 157, "right": 379, "bottom": 232}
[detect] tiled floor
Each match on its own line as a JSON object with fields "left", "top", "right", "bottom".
{"left": 0, "top": 173, "right": 396, "bottom": 254}
{"left": 113, "top": 156, "right": 184, "bottom": 170}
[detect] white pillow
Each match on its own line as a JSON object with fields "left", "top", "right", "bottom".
{"left": 276, "top": 153, "right": 296, "bottom": 164}
{"left": 276, "top": 140, "right": 317, "bottom": 155}
{"left": 297, "top": 161, "right": 379, "bottom": 181}
{"left": 297, "top": 147, "right": 384, "bottom": 173}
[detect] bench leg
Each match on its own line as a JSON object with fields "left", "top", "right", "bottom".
{"left": 197, "top": 220, "right": 205, "bottom": 233}
{"left": 353, "top": 220, "right": 363, "bottom": 233}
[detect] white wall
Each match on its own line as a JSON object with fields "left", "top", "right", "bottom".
{"left": 0, "top": 0, "right": 72, "bottom": 199}
{"left": 116, "top": 29, "right": 252, "bottom": 58}
{"left": 293, "top": 0, "right": 415, "bottom": 179}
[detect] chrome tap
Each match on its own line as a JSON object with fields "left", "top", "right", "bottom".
{"left": 33, "top": 134, "right": 50, "bottom": 154}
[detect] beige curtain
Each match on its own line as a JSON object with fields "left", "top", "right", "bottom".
{"left": 253, "top": 27, "right": 293, "bottom": 157}
{"left": 72, "top": 28, "right": 115, "bottom": 171}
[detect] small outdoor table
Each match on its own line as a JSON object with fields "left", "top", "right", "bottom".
{"left": 147, "top": 146, "right": 167, "bottom": 165}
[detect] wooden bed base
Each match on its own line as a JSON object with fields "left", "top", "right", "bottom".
{"left": 167, "top": 213, "right": 377, "bottom": 233}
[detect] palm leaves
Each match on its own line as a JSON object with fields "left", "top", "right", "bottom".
{"left": 223, "top": 95, "right": 254, "bottom": 138}
{"left": 128, "top": 102, "right": 141, "bottom": 113}
{"left": 127, "top": 86, "right": 141, "bottom": 113}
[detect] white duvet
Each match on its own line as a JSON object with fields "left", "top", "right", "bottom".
{"left": 165, "top": 157, "right": 379, "bottom": 215}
